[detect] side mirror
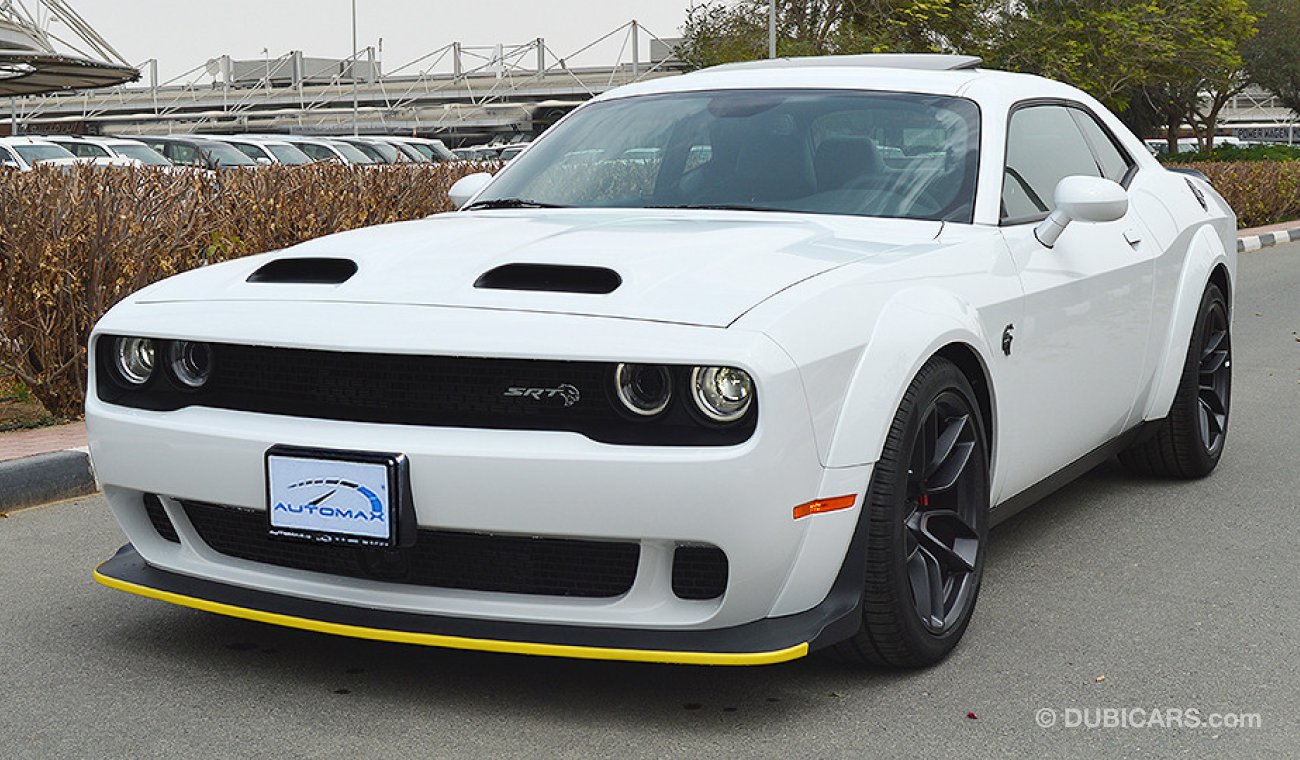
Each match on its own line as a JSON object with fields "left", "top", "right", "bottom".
{"left": 256, "top": 157, "right": 273, "bottom": 166}
{"left": 448, "top": 171, "right": 493, "bottom": 210}
{"left": 1034, "top": 176, "right": 1129, "bottom": 248}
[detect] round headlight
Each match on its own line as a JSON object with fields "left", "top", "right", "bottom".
{"left": 614, "top": 363, "right": 672, "bottom": 417}
{"left": 113, "top": 337, "right": 155, "bottom": 386}
{"left": 169, "top": 341, "right": 213, "bottom": 388}
{"left": 690, "top": 366, "right": 753, "bottom": 423}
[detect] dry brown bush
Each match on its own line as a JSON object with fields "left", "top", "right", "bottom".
{"left": 1184, "top": 161, "right": 1300, "bottom": 229}
{"left": 0, "top": 162, "right": 488, "bottom": 417}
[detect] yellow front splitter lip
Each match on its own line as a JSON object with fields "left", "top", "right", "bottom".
{"left": 93, "top": 548, "right": 808, "bottom": 667}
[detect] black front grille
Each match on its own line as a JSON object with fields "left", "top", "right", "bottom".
{"left": 96, "top": 339, "right": 756, "bottom": 446}
{"left": 672, "top": 545, "right": 728, "bottom": 600}
{"left": 180, "top": 500, "right": 640, "bottom": 598}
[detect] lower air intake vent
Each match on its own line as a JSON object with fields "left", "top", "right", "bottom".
{"left": 181, "top": 500, "right": 639, "bottom": 598}
{"left": 247, "top": 257, "right": 357, "bottom": 284}
{"left": 143, "top": 493, "right": 180, "bottom": 543}
{"left": 672, "top": 545, "right": 728, "bottom": 600}
{"left": 474, "top": 263, "right": 621, "bottom": 294}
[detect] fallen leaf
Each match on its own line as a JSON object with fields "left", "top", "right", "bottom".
{"left": 966, "top": 711, "right": 978, "bottom": 720}
{"left": 1094, "top": 675, "right": 1106, "bottom": 683}
{"left": 829, "top": 691, "right": 844, "bottom": 699}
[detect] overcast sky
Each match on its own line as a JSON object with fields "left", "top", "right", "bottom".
{"left": 74, "top": 1, "right": 692, "bottom": 83}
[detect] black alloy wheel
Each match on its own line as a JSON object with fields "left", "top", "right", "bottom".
{"left": 837, "top": 357, "right": 989, "bottom": 668}
{"left": 1196, "top": 304, "right": 1231, "bottom": 457}
{"left": 904, "top": 392, "right": 983, "bottom": 633}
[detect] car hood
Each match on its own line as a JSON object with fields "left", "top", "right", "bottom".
{"left": 134, "top": 209, "right": 944, "bottom": 328}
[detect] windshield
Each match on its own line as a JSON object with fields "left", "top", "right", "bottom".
{"left": 229, "top": 142, "right": 270, "bottom": 161}
{"left": 477, "top": 89, "right": 981, "bottom": 222}
{"left": 64, "top": 142, "right": 110, "bottom": 158}
{"left": 14, "top": 144, "right": 75, "bottom": 164}
{"left": 202, "top": 142, "right": 258, "bottom": 167}
{"left": 111, "top": 143, "right": 171, "bottom": 165}
{"left": 363, "top": 140, "right": 404, "bottom": 163}
{"left": 266, "top": 143, "right": 312, "bottom": 165}
{"left": 426, "top": 140, "right": 455, "bottom": 161}
{"left": 346, "top": 141, "right": 390, "bottom": 163}
{"left": 329, "top": 142, "right": 375, "bottom": 164}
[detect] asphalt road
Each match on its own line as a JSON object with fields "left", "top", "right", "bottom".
{"left": 3, "top": 243, "right": 1298, "bottom": 759}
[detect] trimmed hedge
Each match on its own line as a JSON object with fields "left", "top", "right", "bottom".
{"left": 1185, "top": 161, "right": 1300, "bottom": 230}
{"left": 0, "top": 163, "right": 486, "bottom": 417}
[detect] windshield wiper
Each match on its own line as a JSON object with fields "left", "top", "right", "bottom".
{"left": 646, "top": 203, "right": 782, "bottom": 213}
{"left": 462, "top": 198, "right": 566, "bottom": 210}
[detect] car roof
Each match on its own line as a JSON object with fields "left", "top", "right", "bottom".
{"left": 0, "top": 135, "right": 65, "bottom": 145}
{"left": 592, "top": 57, "right": 1080, "bottom": 105}
{"left": 705, "top": 53, "right": 983, "bottom": 73}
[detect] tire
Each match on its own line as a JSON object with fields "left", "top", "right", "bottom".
{"left": 1119, "top": 282, "right": 1230, "bottom": 478}
{"left": 836, "top": 357, "right": 990, "bottom": 668}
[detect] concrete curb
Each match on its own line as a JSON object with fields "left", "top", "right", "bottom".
{"left": 0, "top": 450, "right": 97, "bottom": 514}
{"left": 1238, "top": 226, "right": 1300, "bottom": 253}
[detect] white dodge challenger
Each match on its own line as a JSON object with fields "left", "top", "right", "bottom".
{"left": 88, "top": 54, "right": 1236, "bottom": 668}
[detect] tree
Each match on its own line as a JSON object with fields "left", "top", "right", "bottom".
{"left": 991, "top": 0, "right": 1255, "bottom": 148}
{"left": 678, "top": 0, "right": 1000, "bottom": 70}
{"left": 1244, "top": 0, "right": 1300, "bottom": 117}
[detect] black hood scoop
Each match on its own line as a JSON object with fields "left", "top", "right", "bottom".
{"left": 474, "top": 263, "right": 621, "bottom": 294}
{"left": 247, "top": 258, "right": 358, "bottom": 284}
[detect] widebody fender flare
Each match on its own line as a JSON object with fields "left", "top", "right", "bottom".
{"left": 1142, "top": 224, "right": 1235, "bottom": 423}
{"left": 820, "top": 288, "right": 1001, "bottom": 472}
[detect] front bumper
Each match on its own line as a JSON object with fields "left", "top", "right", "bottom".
{"left": 96, "top": 544, "right": 856, "bottom": 665}
{"left": 88, "top": 303, "right": 872, "bottom": 660}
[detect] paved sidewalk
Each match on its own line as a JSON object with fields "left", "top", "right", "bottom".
{"left": 0, "top": 421, "right": 88, "bottom": 463}
{"left": 0, "top": 421, "right": 94, "bottom": 512}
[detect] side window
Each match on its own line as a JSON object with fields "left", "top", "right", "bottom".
{"left": 1001, "top": 105, "right": 1102, "bottom": 223}
{"left": 170, "top": 144, "right": 198, "bottom": 165}
{"left": 1070, "top": 110, "right": 1132, "bottom": 184}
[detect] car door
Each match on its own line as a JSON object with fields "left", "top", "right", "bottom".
{"left": 996, "top": 102, "right": 1156, "bottom": 498}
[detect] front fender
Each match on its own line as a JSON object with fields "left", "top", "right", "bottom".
{"left": 1142, "top": 224, "right": 1235, "bottom": 422}
{"left": 816, "top": 289, "right": 999, "bottom": 470}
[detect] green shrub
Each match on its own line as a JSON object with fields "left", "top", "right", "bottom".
{"left": 1162, "top": 143, "right": 1300, "bottom": 164}
{"left": 0, "top": 162, "right": 490, "bottom": 417}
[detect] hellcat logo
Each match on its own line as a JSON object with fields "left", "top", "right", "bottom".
{"left": 504, "top": 383, "right": 581, "bottom": 407}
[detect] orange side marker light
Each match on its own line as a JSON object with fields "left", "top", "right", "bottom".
{"left": 792, "top": 494, "right": 857, "bottom": 520}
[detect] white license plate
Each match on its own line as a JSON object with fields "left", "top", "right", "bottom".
{"left": 267, "top": 449, "right": 397, "bottom": 546}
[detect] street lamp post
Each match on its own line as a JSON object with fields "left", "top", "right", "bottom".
{"left": 768, "top": 0, "right": 776, "bottom": 59}
{"left": 351, "top": 0, "right": 358, "bottom": 136}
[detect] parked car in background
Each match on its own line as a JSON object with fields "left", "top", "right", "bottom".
{"left": 386, "top": 136, "right": 456, "bottom": 162}
{"left": 43, "top": 135, "right": 173, "bottom": 167}
{"left": 276, "top": 135, "right": 376, "bottom": 165}
{"left": 88, "top": 54, "right": 1237, "bottom": 670}
{"left": 203, "top": 135, "right": 314, "bottom": 165}
{"left": 452, "top": 146, "right": 499, "bottom": 160}
{"left": 365, "top": 137, "right": 430, "bottom": 163}
{"left": 496, "top": 144, "right": 529, "bottom": 161}
{"left": 337, "top": 136, "right": 414, "bottom": 165}
{"left": 0, "top": 136, "right": 82, "bottom": 171}
{"left": 123, "top": 135, "right": 258, "bottom": 170}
